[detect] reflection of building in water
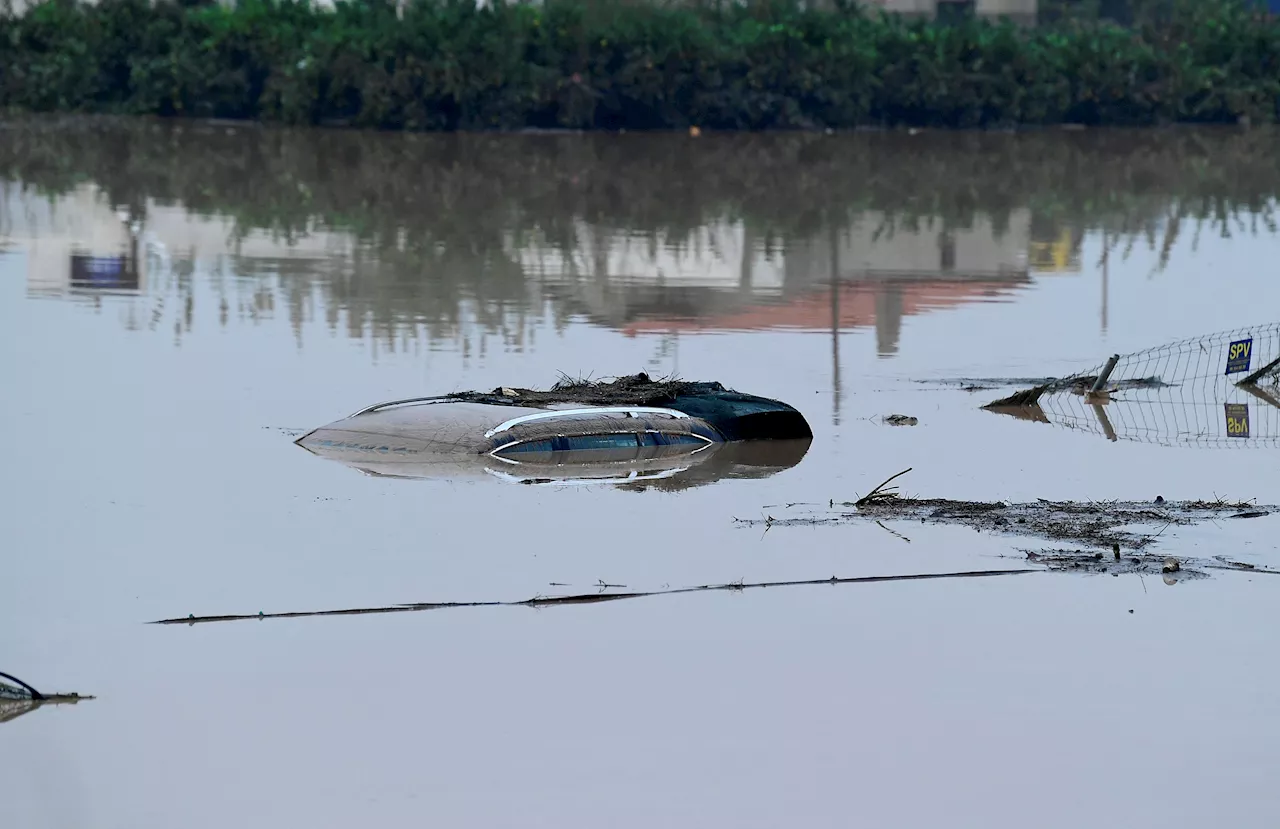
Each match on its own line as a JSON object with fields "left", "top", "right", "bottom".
{"left": 2, "top": 182, "right": 544, "bottom": 351}
{"left": 2, "top": 184, "right": 145, "bottom": 297}
{"left": 525, "top": 210, "right": 1046, "bottom": 358}
{"left": 504, "top": 219, "right": 787, "bottom": 331}
{"left": 1027, "top": 225, "right": 1083, "bottom": 273}
{"left": 4, "top": 183, "right": 1080, "bottom": 361}
{"left": 3, "top": 183, "right": 356, "bottom": 299}
{"left": 777, "top": 210, "right": 1034, "bottom": 356}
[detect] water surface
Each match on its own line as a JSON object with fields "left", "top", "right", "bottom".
{"left": 2, "top": 118, "right": 1279, "bottom": 828}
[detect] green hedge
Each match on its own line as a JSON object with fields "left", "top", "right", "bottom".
{"left": 2, "top": 0, "right": 1279, "bottom": 129}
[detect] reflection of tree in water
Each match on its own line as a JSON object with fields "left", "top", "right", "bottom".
{"left": 2, "top": 118, "right": 1278, "bottom": 349}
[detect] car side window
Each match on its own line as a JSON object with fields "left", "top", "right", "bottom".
{"left": 495, "top": 439, "right": 556, "bottom": 454}
{"left": 562, "top": 434, "right": 643, "bottom": 451}
{"left": 494, "top": 431, "right": 707, "bottom": 458}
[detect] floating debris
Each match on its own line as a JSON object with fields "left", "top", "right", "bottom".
{"left": 1026, "top": 549, "right": 1206, "bottom": 580}
{"left": 852, "top": 467, "right": 913, "bottom": 506}
{"left": 151, "top": 543, "right": 1280, "bottom": 629}
{"left": 983, "top": 376, "right": 1172, "bottom": 409}
{"left": 736, "top": 470, "right": 1273, "bottom": 553}
{"left": 151, "top": 567, "right": 1037, "bottom": 627}
{"left": 1021, "top": 550, "right": 1276, "bottom": 582}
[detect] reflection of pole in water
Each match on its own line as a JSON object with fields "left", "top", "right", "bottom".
{"left": 875, "top": 282, "right": 903, "bottom": 357}
{"left": 1240, "top": 381, "right": 1280, "bottom": 411}
{"left": 1089, "top": 400, "right": 1119, "bottom": 442}
{"left": 651, "top": 332, "right": 679, "bottom": 377}
{"left": 830, "top": 223, "right": 841, "bottom": 426}
{"left": 740, "top": 222, "right": 754, "bottom": 294}
{"left": 1101, "top": 231, "right": 1109, "bottom": 334}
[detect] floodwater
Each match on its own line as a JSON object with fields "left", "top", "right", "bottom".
{"left": 2, "top": 118, "right": 1279, "bottom": 827}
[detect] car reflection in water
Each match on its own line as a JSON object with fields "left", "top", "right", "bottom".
{"left": 0, "top": 675, "right": 89, "bottom": 726}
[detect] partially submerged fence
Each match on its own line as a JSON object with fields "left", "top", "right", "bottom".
{"left": 987, "top": 322, "right": 1280, "bottom": 448}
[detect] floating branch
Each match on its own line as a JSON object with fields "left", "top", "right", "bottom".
{"left": 855, "top": 467, "right": 913, "bottom": 506}
{"left": 151, "top": 567, "right": 1037, "bottom": 627}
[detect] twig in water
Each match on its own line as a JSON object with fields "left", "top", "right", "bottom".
{"left": 1136, "top": 520, "right": 1175, "bottom": 548}
{"left": 875, "top": 520, "right": 912, "bottom": 544}
{"left": 856, "top": 467, "right": 913, "bottom": 506}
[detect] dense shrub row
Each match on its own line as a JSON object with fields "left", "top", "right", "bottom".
{"left": 1, "top": 0, "right": 1279, "bottom": 129}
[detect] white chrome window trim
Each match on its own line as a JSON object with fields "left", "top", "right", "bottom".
{"left": 488, "top": 429, "right": 714, "bottom": 458}
{"left": 484, "top": 466, "right": 691, "bottom": 486}
{"left": 346, "top": 395, "right": 451, "bottom": 418}
{"left": 483, "top": 406, "right": 692, "bottom": 439}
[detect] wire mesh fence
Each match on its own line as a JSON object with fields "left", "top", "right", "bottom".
{"left": 1039, "top": 388, "right": 1280, "bottom": 448}
{"left": 994, "top": 322, "right": 1280, "bottom": 448}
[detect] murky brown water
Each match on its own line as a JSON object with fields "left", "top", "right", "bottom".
{"left": 3, "top": 117, "right": 1279, "bottom": 827}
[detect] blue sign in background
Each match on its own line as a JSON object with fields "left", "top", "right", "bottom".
{"left": 1226, "top": 338, "right": 1254, "bottom": 375}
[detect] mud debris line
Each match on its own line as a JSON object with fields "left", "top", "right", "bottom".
{"left": 1019, "top": 548, "right": 1280, "bottom": 583}
{"left": 444, "top": 371, "right": 697, "bottom": 407}
{"left": 735, "top": 469, "right": 1275, "bottom": 561}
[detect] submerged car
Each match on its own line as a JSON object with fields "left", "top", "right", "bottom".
{"left": 0, "top": 673, "right": 89, "bottom": 726}
{"left": 294, "top": 374, "right": 813, "bottom": 488}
